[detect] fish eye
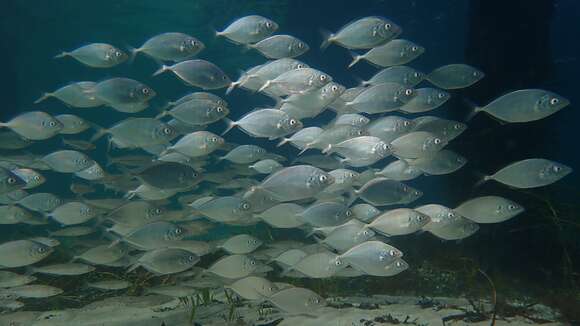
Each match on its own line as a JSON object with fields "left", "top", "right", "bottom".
{"left": 242, "top": 203, "right": 250, "bottom": 210}
{"left": 289, "top": 119, "right": 297, "bottom": 126}
{"left": 319, "top": 175, "right": 327, "bottom": 182}
{"left": 356, "top": 130, "right": 363, "bottom": 135}
{"left": 438, "top": 93, "right": 446, "bottom": 99}
{"left": 434, "top": 138, "right": 442, "bottom": 144}
{"left": 155, "top": 208, "right": 162, "bottom": 214}
{"left": 298, "top": 42, "right": 304, "bottom": 48}
{"left": 175, "top": 228, "right": 182, "bottom": 234}
{"left": 349, "top": 172, "right": 356, "bottom": 177}
{"left": 454, "top": 124, "right": 462, "bottom": 130}
{"left": 49, "top": 121, "right": 57, "bottom": 127}
{"left": 163, "top": 127, "right": 172, "bottom": 134}
{"left": 210, "top": 137, "right": 218, "bottom": 142}
{"left": 550, "top": 98, "right": 559, "bottom": 105}
{"left": 413, "top": 72, "right": 420, "bottom": 77}
{"left": 7, "top": 177, "right": 16, "bottom": 184}
{"left": 297, "top": 64, "right": 305, "bottom": 69}
{"left": 331, "top": 85, "right": 338, "bottom": 91}
{"left": 411, "top": 46, "right": 419, "bottom": 52}
{"left": 389, "top": 249, "right": 397, "bottom": 257}
{"left": 320, "top": 75, "right": 327, "bottom": 81}
{"left": 382, "top": 143, "right": 389, "bottom": 151}
{"left": 335, "top": 259, "right": 342, "bottom": 266}
{"left": 414, "top": 191, "right": 421, "bottom": 196}
{"left": 345, "top": 210, "right": 352, "bottom": 217}
{"left": 37, "top": 246, "right": 46, "bottom": 253}
{"left": 115, "top": 51, "right": 122, "bottom": 57}
{"left": 508, "top": 204, "right": 517, "bottom": 210}
{"left": 142, "top": 88, "right": 150, "bottom": 95}
{"left": 266, "top": 21, "right": 273, "bottom": 28}
{"left": 553, "top": 165, "right": 562, "bottom": 172}
{"left": 384, "top": 23, "right": 392, "bottom": 30}
{"left": 190, "top": 39, "right": 197, "bottom": 46}
{"left": 34, "top": 176, "right": 40, "bottom": 181}
{"left": 250, "top": 260, "right": 256, "bottom": 265}
{"left": 404, "top": 89, "right": 413, "bottom": 96}
{"left": 216, "top": 106, "right": 223, "bottom": 112}
{"left": 472, "top": 71, "right": 480, "bottom": 77}
{"left": 396, "top": 261, "right": 403, "bottom": 267}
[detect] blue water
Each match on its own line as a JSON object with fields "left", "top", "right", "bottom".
{"left": 0, "top": 0, "right": 579, "bottom": 323}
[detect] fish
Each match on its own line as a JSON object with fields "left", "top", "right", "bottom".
{"left": 131, "top": 32, "right": 204, "bottom": 62}
{"left": 324, "top": 136, "right": 391, "bottom": 167}
{"left": 162, "top": 131, "right": 224, "bottom": 157}
{"left": 354, "top": 178, "right": 422, "bottom": 206}
{"left": 351, "top": 203, "right": 381, "bottom": 223}
{"left": 218, "top": 234, "right": 263, "bottom": 254}
{"left": 0, "top": 169, "right": 26, "bottom": 195}
{"left": 318, "top": 221, "right": 375, "bottom": 252}
{"left": 17, "top": 192, "right": 63, "bottom": 212}
{"left": 479, "top": 158, "right": 572, "bottom": 188}
{"left": 41, "top": 150, "right": 94, "bottom": 173}
{"left": 321, "top": 16, "right": 402, "bottom": 49}
{"left": 375, "top": 159, "right": 423, "bottom": 181}
{"left": 73, "top": 244, "right": 127, "bottom": 265}
{"left": 248, "top": 34, "right": 309, "bottom": 59}
{"left": 298, "top": 202, "right": 353, "bottom": 227}
{"left": 469, "top": 89, "right": 570, "bottom": 123}
{"left": 117, "top": 221, "right": 188, "bottom": 250}
{"left": 34, "top": 81, "right": 103, "bottom": 107}
{"left": 389, "top": 131, "right": 447, "bottom": 159}
{"left": 455, "top": 196, "right": 524, "bottom": 223}
{"left": 131, "top": 162, "right": 202, "bottom": 190}
{"left": 219, "top": 145, "right": 267, "bottom": 164}
{"left": 55, "top": 43, "right": 127, "bottom": 68}
{"left": 365, "top": 208, "right": 430, "bottom": 236}
{"left": 156, "top": 98, "right": 229, "bottom": 126}
{"left": 225, "top": 276, "right": 279, "bottom": 300}
{"left": 48, "top": 201, "right": 99, "bottom": 225}
{"left": 255, "top": 203, "right": 305, "bottom": 228}
{"left": 416, "top": 204, "right": 479, "bottom": 240}
{"left": 345, "top": 82, "right": 415, "bottom": 114}
{"left": 426, "top": 64, "right": 484, "bottom": 89}
{"left": 338, "top": 240, "right": 403, "bottom": 276}
{"left": 283, "top": 251, "right": 346, "bottom": 278}
{"left": 360, "top": 66, "right": 425, "bottom": 87}
{"left": 223, "top": 109, "right": 302, "bottom": 139}
{"left": 55, "top": 114, "right": 91, "bottom": 134}
{"left": 249, "top": 159, "right": 283, "bottom": 174}
{"left": 0, "top": 240, "right": 53, "bottom": 268}
{"left": 87, "top": 280, "right": 130, "bottom": 290}
{"left": 407, "top": 149, "right": 467, "bottom": 175}
{"left": 206, "top": 254, "right": 259, "bottom": 279}
{"left": 128, "top": 248, "right": 199, "bottom": 275}
{"left": 216, "top": 15, "right": 278, "bottom": 44}
{"left": 259, "top": 68, "right": 332, "bottom": 95}
{"left": 254, "top": 165, "right": 334, "bottom": 202}
{"left": 332, "top": 113, "right": 370, "bottom": 127}
{"left": 49, "top": 226, "right": 96, "bottom": 237}
{"left": 399, "top": 88, "right": 451, "bottom": 114}
{"left": 348, "top": 39, "right": 425, "bottom": 68}
{"left": 0, "top": 111, "right": 63, "bottom": 140}
{"left": 412, "top": 116, "right": 467, "bottom": 142}
{"left": 268, "top": 287, "right": 326, "bottom": 315}
{"left": 191, "top": 196, "right": 253, "bottom": 223}
{"left": 154, "top": 59, "right": 231, "bottom": 90}
{"left": 0, "top": 271, "right": 36, "bottom": 288}
{"left": 93, "top": 118, "right": 176, "bottom": 149}
{"left": 93, "top": 78, "right": 155, "bottom": 112}
{"left": 28, "top": 263, "right": 95, "bottom": 276}
{"left": 0, "top": 285, "right": 63, "bottom": 298}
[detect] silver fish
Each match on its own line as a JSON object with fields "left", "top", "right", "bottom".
{"left": 248, "top": 34, "right": 309, "bottom": 59}
{"left": 268, "top": 287, "right": 326, "bottom": 314}
{"left": 338, "top": 240, "right": 403, "bottom": 276}
{"left": 470, "top": 89, "right": 569, "bottom": 123}
{"left": 217, "top": 15, "right": 278, "bottom": 44}
{"left": 162, "top": 131, "right": 224, "bottom": 158}
{"left": 0, "top": 111, "right": 63, "bottom": 140}
{"left": 156, "top": 99, "right": 229, "bottom": 126}
{"left": 399, "top": 88, "right": 450, "bottom": 114}
{"left": 361, "top": 66, "right": 425, "bottom": 87}
{"left": 366, "top": 208, "right": 430, "bottom": 236}
{"left": 191, "top": 196, "right": 253, "bottom": 223}
{"left": 219, "top": 234, "right": 263, "bottom": 254}
{"left": 93, "top": 78, "right": 155, "bottom": 111}
{"left": 128, "top": 248, "right": 199, "bottom": 275}
{"left": 249, "top": 159, "right": 283, "bottom": 174}
{"left": 321, "top": 16, "right": 402, "bottom": 49}
{"left": 455, "top": 196, "right": 524, "bottom": 223}
{"left": 324, "top": 136, "right": 391, "bottom": 167}
{"left": 219, "top": 145, "right": 267, "bottom": 164}
{"left": 48, "top": 201, "right": 98, "bottom": 225}
{"left": 345, "top": 82, "right": 415, "bottom": 114}
{"left": 17, "top": 192, "right": 63, "bottom": 212}
{"left": 55, "top": 114, "right": 91, "bottom": 134}
{"left": 55, "top": 43, "right": 127, "bottom": 68}
{"left": 259, "top": 68, "right": 332, "bottom": 95}
{"left": 349, "top": 39, "right": 424, "bottom": 68}
{"left": 34, "top": 81, "right": 103, "bottom": 108}
{"left": 0, "top": 271, "right": 36, "bottom": 288}
{"left": 207, "top": 254, "right": 259, "bottom": 279}
{"left": 427, "top": 63, "right": 484, "bottom": 89}
{"left": 481, "top": 158, "right": 572, "bottom": 189}
{"left": 0, "top": 284, "right": 62, "bottom": 298}
{"left": 131, "top": 32, "right": 204, "bottom": 62}
{"left": 390, "top": 131, "right": 447, "bottom": 159}
{"left": 154, "top": 59, "right": 231, "bottom": 90}
{"left": 41, "top": 150, "right": 94, "bottom": 173}
{"left": 351, "top": 203, "right": 381, "bottom": 223}
{"left": 407, "top": 149, "right": 467, "bottom": 175}
{"left": 375, "top": 159, "right": 423, "bottom": 181}
{"left": 223, "top": 109, "right": 302, "bottom": 139}
{"left": 298, "top": 202, "right": 352, "bottom": 227}
{"left": 276, "top": 127, "right": 323, "bottom": 149}
{"left": 354, "top": 178, "right": 422, "bottom": 206}
{"left": 256, "top": 165, "right": 334, "bottom": 202}
{"left": 226, "top": 276, "right": 279, "bottom": 300}
{"left": 29, "top": 263, "right": 95, "bottom": 276}
{"left": 255, "top": 203, "right": 305, "bottom": 228}
{"left": 0, "top": 240, "right": 53, "bottom": 268}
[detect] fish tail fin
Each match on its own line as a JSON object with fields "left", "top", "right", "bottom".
{"left": 126, "top": 263, "right": 140, "bottom": 273}
{"left": 473, "top": 172, "right": 492, "bottom": 189}
{"left": 297, "top": 144, "right": 312, "bottom": 156}
{"left": 241, "top": 43, "right": 254, "bottom": 53}
{"left": 126, "top": 45, "right": 139, "bottom": 64}
{"left": 33, "top": 92, "right": 53, "bottom": 104}
{"left": 153, "top": 64, "right": 170, "bottom": 77}
{"left": 225, "top": 80, "right": 241, "bottom": 95}
{"left": 54, "top": 52, "right": 70, "bottom": 59}
{"left": 321, "top": 144, "right": 333, "bottom": 155}
{"left": 463, "top": 98, "right": 483, "bottom": 122}
{"left": 154, "top": 110, "right": 168, "bottom": 120}
{"left": 89, "top": 126, "right": 108, "bottom": 143}
{"left": 257, "top": 80, "right": 272, "bottom": 93}
{"left": 347, "top": 51, "right": 363, "bottom": 68}
{"left": 276, "top": 138, "right": 290, "bottom": 147}
{"left": 221, "top": 118, "right": 236, "bottom": 136}
{"left": 346, "top": 189, "right": 359, "bottom": 206}
{"left": 352, "top": 76, "right": 365, "bottom": 87}
{"left": 319, "top": 29, "right": 334, "bottom": 50}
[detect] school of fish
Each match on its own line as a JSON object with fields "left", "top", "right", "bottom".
{"left": 0, "top": 15, "right": 573, "bottom": 318}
